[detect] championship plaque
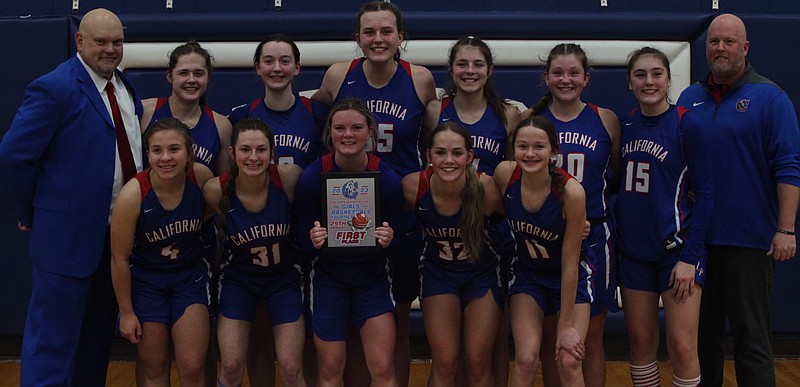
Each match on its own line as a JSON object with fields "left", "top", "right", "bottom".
{"left": 321, "top": 171, "right": 381, "bottom": 253}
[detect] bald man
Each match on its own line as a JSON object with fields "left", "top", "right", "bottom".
{"left": 0, "top": 8, "right": 143, "bottom": 386}
{"left": 677, "top": 14, "right": 800, "bottom": 386}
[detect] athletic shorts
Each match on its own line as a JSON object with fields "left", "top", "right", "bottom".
{"left": 618, "top": 248, "right": 705, "bottom": 294}
{"left": 217, "top": 263, "right": 304, "bottom": 325}
{"left": 131, "top": 260, "right": 210, "bottom": 325}
{"left": 487, "top": 218, "right": 515, "bottom": 302}
{"left": 201, "top": 220, "right": 220, "bottom": 318}
{"left": 584, "top": 220, "right": 618, "bottom": 315}
{"left": 310, "top": 258, "right": 395, "bottom": 341}
{"left": 509, "top": 258, "right": 592, "bottom": 316}
{"left": 420, "top": 255, "right": 503, "bottom": 309}
{"left": 391, "top": 214, "right": 423, "bottom": 304}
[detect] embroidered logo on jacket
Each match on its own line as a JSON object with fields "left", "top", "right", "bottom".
{"left": 736, "top": 98, "right": 750, "bottom": 112}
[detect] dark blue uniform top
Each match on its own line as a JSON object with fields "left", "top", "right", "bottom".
{"left": 131, "top": 169, "right": 205, "bottom": 271}
{"left": 542, "top": 103, "right": 613, "bottom": 220}
{"left": 219, "top": 165, "right": 297, "bottom": 274}
{"left": 149, "top": 97, "right": 222, "bottom": 172}
{"left": 415, "top": 168, "right": 497, "bottom": 272}
{"left": 296, "top": 153, "right": 404, "bottom": 264}
{"left": 615, "top": 105, "right": 713, "bottom": 265}
{"left": 504, "top": 165, "right": 577, "bottom": 273}
{"left": 335, "top": 58, "right": 427, "bottom": 177}
{"left": 229, "top": 95, "right": 327, "bottom": 168}
{"left": 439, "top": 96, "right": 507, "bottom": 175}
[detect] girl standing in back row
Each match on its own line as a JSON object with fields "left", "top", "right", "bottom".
{"left": 140, "top": 41, "right": 232, "bottom": 175}
{"left": 527, "top": 43, "right": 621, "bottom": 387}
{"left": 616, "top": 47, "right": 713, "bottom": 387}
{"left": 313, "top": 3, "right": 437, "bottom": 384}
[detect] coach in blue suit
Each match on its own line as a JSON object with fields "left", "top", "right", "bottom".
{"left": 0, "top": 8, "right": 143, "bottom": 386}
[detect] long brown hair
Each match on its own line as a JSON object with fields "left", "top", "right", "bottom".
{"left": 430, "top": 122, "right": 485, "bottom": 263}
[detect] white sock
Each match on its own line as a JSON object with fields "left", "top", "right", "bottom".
{"left": 630, "top": 360, "right": 660, "bottom": 387}
{"left": 672, "top": 374, "right": 700, "bottom": 387}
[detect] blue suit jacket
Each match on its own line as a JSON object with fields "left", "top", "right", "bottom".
{"left": 0, "top": 56, "right": 143, "bottom": 278}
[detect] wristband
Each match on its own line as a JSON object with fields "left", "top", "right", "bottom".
{"left": 776, "top": 228, "right": 795, "bottom": 236}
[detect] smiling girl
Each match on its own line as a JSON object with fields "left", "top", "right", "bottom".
{"left": 616, "top": 47, "right": 713, "bottom": 387}
{"left": 494, "top": 116, "right": 590, "bottom": 387}
{"left": 403, "top": 122, "right": 503, "bottom": 387}
{"left": 140, "top": 42, "right": 232, "bottom": 176}
{"left": 110, "top": 118, "right": 213, "bottom": 387}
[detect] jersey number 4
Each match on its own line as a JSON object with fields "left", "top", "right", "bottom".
{"left": 161, "top": 244, "right": 180, "bottom": 260}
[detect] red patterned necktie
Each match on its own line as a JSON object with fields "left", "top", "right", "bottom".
{"left": 105, "top": 81, "right": 137, "bottom": 182}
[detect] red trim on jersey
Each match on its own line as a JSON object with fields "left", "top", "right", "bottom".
{"left": 506, "top": 164, "right": 573, "bottom": 201}
{"left": 300, "top": 96, "right": 313, "bottom": 113}
{"left": 136, "top": 169, "right": 152, "bottom": 201}
{"left": 202, "top": 105, "right": 215, "bottom": 121}
{"left": 322, "top": 153, "right": 381, "bottom": 173}
{"left": 219, "top": 171, "right": 231, "bottom": 191}
{"left": 552, "top": 168, "right": 574, "bottom": 202}
{"left": 154, "top": 96, "right": 169, "bottom": 111}
{"left": 366, "top": 154, "right": 381, "bottom": 171}
{"left": 587, "top": 102, "right": 600, "bottom": 114}
{"left": 676, "top": 105, "right": 689, "bottom": 120}
{"left": 348, "top": 58, "right": 362, "bottom": 72}
{"left": 267, "top": 164, "right": 285, "bottom": 192}
{"left": 399, "top": 59, "right": 413, "bottom": 78}
{"left": 416, "top": 167, "right": 434, "bottom": 205}
{"left": 506, "top": 164, "right": 523, "bottom": 192}
{"left": 440, "top": 95, "right": 452, "bottom": 113}
{"left": 322, "top": 153, "right": 335, "bottom": 172}
{"left": 248, "top": 98, "right": 261, "bottom": 114}
{"left": 186, "top": 163, "right": 198, "bottom": 186}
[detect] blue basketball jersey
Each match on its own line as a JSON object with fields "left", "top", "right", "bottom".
{"left": 219, "top": 165, "right": 297, "bottom": 274}
{"left": 335, "top": 58, "right": 427, "bottom": 177}
{"left": 229, "top": 95, "right": 327, "bottom": 168}
{"left": 130, "top": 169, "right": 205, "bottom": 270}
{"left": 504, "top": 165, "right": 574, "bottom": 273}
{"left": 296, "top": 153, "right": 404, "bottom": 264}
{"left": 149, "top": 97, "right": 222, "bottom": 172}
{"left": 415, "top": 168, "right": 497, "bottom": 272}
{"left": 439, "top": 96, "right": 507, "bottom": 175}
{"left": 615, "top": 105, "right": 700, "bottom": 262}
{"left": 542, "top": 103, "right": 612, "bottom": 219}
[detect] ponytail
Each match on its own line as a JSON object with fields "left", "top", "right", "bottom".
{"left": 460, "top": 164, "right": 485, "bottom": 263}
{"left": 529, "top": 91, "right": 553, "bottom": 116}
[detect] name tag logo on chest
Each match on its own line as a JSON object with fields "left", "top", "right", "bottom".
{"left": 736, "top": 98, "right": 750, "bottom": 112}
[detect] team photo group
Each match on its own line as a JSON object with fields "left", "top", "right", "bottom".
{"left": 0, "top": 1, "right": 797, "bottom": 387}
